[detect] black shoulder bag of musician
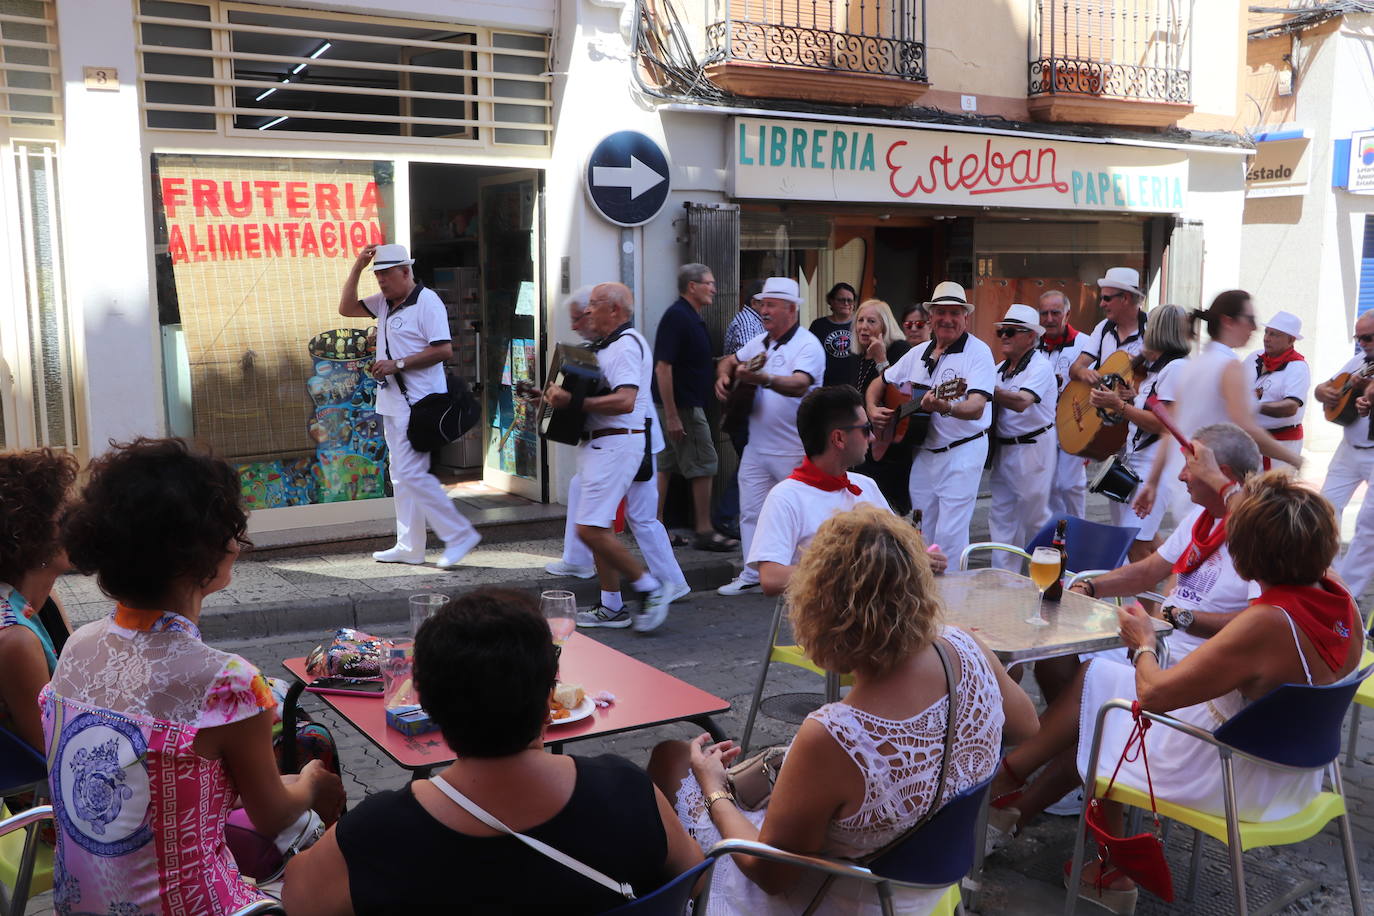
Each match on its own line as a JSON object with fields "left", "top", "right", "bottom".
{"left": 383, "top": 334, "right": 480, "bottom": 453}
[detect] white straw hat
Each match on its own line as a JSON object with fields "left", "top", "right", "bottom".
{"left": 370, "top": 243, "right": 415, "bottom": 271}
{"left": 922, "top": 280, "right": 973, "bottom": 314}
{"left": 1096, "top": 267, "right": 1142, "bottom": 298}
{"left": 753, "top": 277, "right": 804, "bottom": 307}
{"left": 995, "top": 304, "right": 1045, "bottom": 337}
{"left": 1264, "top": 310, "right": 1303, "bottom": 340}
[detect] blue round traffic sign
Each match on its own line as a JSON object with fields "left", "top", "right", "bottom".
{"left": 585, "top": 131, "right": 671, "bottom": 227}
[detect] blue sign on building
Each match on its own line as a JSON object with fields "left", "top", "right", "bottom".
{"left": 585, "top": 131, "right": 671, "bottom": 227}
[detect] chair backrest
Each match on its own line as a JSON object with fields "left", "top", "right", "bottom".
{"left": 0, "top": 725, "right": 46, "bottom": 797}
{"left": 1214, "top": 664, "right": 1374, "bottom": 769}
{"left": 864, "top": 777, "right": 993, "bottom": 887}
{"left": 601, "top": 858, "right": 715, "bottom": 915}
{"left": 1026, "top": 516, "right": 1138, "bottom": 574}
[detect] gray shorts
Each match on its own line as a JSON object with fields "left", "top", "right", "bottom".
{"left": 655, "top": 405, "right": 719, "bottom": 478}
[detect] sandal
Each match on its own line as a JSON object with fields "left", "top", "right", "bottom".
{"left": 694, "top": 531, "right": 740, "bottom": 552}
{"left": 1062, "top": 861, "right": 1138, "bottom": 915}
{"left": 991, "top": 757, "right": 1025, "bottom": 810}
{"left": 669, "top": 534, "right": 692, "bottom": 548}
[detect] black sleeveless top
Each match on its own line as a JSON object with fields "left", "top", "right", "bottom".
{"left": 336, "top": 754, "right": 670, "bottom": 914}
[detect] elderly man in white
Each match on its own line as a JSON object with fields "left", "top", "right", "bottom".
{"left": 713, "top": 277, "right": 825, "bottom": 597}
{"left": 1069, "top": 266, "right": 1148, "bottom": 386}
{"left": 1243, "top": 310, "right": 1309, "bottom": 471}
{"left": 988, "top": 305, "right": 1060, "bottom": 570}
{"left": 339, "top": 243, "right": 481, "bottom": 568}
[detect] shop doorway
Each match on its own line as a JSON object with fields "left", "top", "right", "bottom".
{"left": 408, "top": 164, "right": 545, "bottom": 501}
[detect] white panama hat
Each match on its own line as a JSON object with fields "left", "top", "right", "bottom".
{"left": 1263, "top": 309, "right": 1303, "bottom": 340}
{"left": 1096, "top": 266, "right": 1143, "bottom": 298}
{"left": 995, "top": 303, "right": 1046, "bottom": 337}
{"left": 370, "top": 243, "right": 415, "bottom": 271}
{"left": 922, "top": 280, "right": 973, "bottom": 314}
{"left": 753, "top": 277, "right": 804, "bottom": 307}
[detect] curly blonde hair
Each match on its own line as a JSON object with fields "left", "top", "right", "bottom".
{"left": 788, "top": 504, "right": 943, "bottom": 677}
{"left": 1227, "top": 469, "right": 1338, "bottom": 586}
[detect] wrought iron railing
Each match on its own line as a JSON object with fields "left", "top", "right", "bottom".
{"left": 1029, "top": 0, "right": 1192, "bottom": 104}
{"left": 705, "top": 0, "right": 926, "bottom": 82}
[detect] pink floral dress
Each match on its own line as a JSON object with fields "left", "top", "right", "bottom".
{"left": 40, "top": 606, "right": 276, "bottom": 916}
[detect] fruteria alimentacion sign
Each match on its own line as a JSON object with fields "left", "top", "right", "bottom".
{"left": 730, "top": 117, "right": 1189, "bottom": 213}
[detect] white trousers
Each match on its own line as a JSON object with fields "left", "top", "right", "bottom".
{"left": 561, "top": 461, "right": 685, "bottom": 586}
{"left": 383, "top": 412, "right": 477, "bottom": 554}
{"left": 909, "top": 435, "right": 988, "bottom": 567}
{"left": 989, "top": 435, "right": 1057, "bottom": 571}
{"left": 1322, "top": 442, "right": 1374, "bottom": 600}
{"left": 738, "top": 449, "right": 805, "bottom": 586}
{"left": 1048, "top": 448, "right": 1087, "bottom": 521}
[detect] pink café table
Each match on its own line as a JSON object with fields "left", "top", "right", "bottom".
{"left": 282, "top": 632, "right": 731, "bottom": 773}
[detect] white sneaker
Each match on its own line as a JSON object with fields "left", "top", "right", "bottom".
{"left": 1045, "top": 787, "right": 1085, "bottom": 817}
{"left": 576, "top": 603, "right": 632, "bottom": 629}
{"left": 634, "top": 584, "right": 671, "bottom": 633}
{"left": 372, "top": 546, "right": 424, "bottom": 565}
{"left": 662, "top": 579, "right": 692, "bottom": 603}
{"left": 717, "top": 575, "right": 760, "bottom": 597}
{"left": 544, "top": 559, "right": 597, "bottom": 579}
{"left": 436, "top": 530, "right": 482, "bottom": 569}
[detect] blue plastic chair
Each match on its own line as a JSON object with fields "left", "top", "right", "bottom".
{"left": 602, "top": 858, "right": 716, "bottom": 914}
{"left": 1068, "top": 666, "right": 1373, "bottom": 916}
{"left": 706, "top": 777, "right": 992, "bottom": 916}
{"left": 0, "top": 726, "right": 49, "bottom": 916}
{"left": 959, "top": 516, "right": 1139, "bottom": 573}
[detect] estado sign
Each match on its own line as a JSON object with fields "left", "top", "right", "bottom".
{"left": 730, "top": 117, "right": 1188, "bottom": 213}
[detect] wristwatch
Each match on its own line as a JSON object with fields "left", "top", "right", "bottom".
{"left": 704, "top": 790, "right": 736, "bottom": 812}
{"left": 396, "top": 359, "right": 407, "bottom": 370}
{"left": 1162, "top": 606, "right": 1194, "bottom": 632}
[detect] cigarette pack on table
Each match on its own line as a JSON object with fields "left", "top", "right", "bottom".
{"left": 385, "top": 704, "right": 440, "bottom": 736}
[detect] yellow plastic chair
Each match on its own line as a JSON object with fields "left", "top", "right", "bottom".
{"left": 738, "top": 597, "right": 855, "bottom": 754}
{"left": 0, "top": 804, "right": 52, "bottom": 916}
{"left": 1342, "top": 608, "right": 1374, "bottom": 767}
{"left": 1067, "top": 684, "right": 1370, "bottom": 916}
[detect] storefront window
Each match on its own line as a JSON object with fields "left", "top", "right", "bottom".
{"left": 151, "top": 152, "right": 395, "bottom": 510}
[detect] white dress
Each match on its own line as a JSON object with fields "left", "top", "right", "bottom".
{"left": 1076, "top": 610, "right": 1322, "bottom": 822}
{"left": 677, "top": 627, "right": 1004, "bottom": 915}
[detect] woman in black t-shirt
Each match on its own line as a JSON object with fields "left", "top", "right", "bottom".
{"left": 283, "top": 589, "right": 702, "bottom": 915}
{"left": 809, "top": 282, "right": 859, "bottom": 387}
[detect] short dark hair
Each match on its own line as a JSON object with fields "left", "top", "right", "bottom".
{"left": 61, "top": 438, "right": 249, "bottom": 607}
{"left": 901, "top": 302, "right": 929, "bottom": 321}
{"left": 1192, "top": 289, "right": 1251, "bottom": 340}
{"left": 827, "top": 283, "right": 857, "bottom": 303}
{"left": 0, "top": 449, "right": 78, "bottom": 585}
{"left": 414, "top": 588, "right": 558, "bottom": 757}
{"left": 797, "top": 385, "right": 864, "bottom": 458}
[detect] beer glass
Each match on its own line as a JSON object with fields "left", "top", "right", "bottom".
{"left": 541, "top": 590, "right": 577, "bottom": 646}
{"left": 1026, "top": 546, "right": 1060, "bottom": 627}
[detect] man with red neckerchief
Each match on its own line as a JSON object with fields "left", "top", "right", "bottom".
{"left": 747, "top": 386, "right": 948, "bottom": 596}
{"left": 1242, "top": 310, "right": 1309, "bottom": 471}
{"left": 1038, "top": 290, "right": 1089, "bottom": 519}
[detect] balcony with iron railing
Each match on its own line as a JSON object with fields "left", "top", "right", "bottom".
{"left": 701, "top": 0, "right": 928, "bottom": 106}
{"left": 1028, "top": 0, "right": 1194, "bottom": 127}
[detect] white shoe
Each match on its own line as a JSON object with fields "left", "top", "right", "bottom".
{"left": 1045, "top": 787, "right": 1085, "bottom": 817}
{"left": 437, "top": 530, "right": 482, "bottom": 569}
{"left": 576, "top": 603, "right": 633, "bottom": 629}
{"left": 985, "top": 807, "right": 1020, "bottom": 857}
{"left": 372, "top": 546, "right": 424, "bottom": 565}
{"left": 717, "top": 575, "right": 760, "bottom": 597}
{"left": 545, "top": 559, "right": 596, "bottom": 579}
{"left": 662, "top": 580, "right": 692, "bottom": 603}
{"left": 633, "top": 584, "right": 671, "bottom": 633}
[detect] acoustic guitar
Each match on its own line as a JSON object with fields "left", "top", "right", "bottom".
{"left": 721, "top": 352, "right": 768, "bottom": 437}
{"left": 1323, "top": 362, "right": 1374, "bottom": 426}
{"left": 1056, "top": 349, "right": 1143, "bottom": 460}
{"left": 870, "top": 377, "right": 969, "bottom": 461}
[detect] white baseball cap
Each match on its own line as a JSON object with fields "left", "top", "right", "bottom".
{"left": 370, "top": 243, "right": 414, "bottom": 271}
{"left": 1263, "top": 309, "right": 1303, "bottom": 340}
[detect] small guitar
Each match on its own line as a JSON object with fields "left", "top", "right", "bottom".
{"left": 1056, "top": 349, "right": 1142, "bottom": 460}
{"left": 1323, "top": 362, "right": 1374, "bottom": 426}
{"left": 870, "top": 377, "right": 968, "bottom": 461}
{"left": 721, "top": 352, "right": 768, "bottom": 437}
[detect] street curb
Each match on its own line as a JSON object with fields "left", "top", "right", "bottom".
{"left": 195, "top": 557, "right": 742, "bottom": 641}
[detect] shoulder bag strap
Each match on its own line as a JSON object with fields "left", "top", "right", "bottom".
{"left": 802, "top": 637, "right": 960, "bottom": 915}
{"left": 379, "top": 310, "right": 412, "bottom": 405}
{"left": 428, "top": 774, "right": 635, "bottom": 900}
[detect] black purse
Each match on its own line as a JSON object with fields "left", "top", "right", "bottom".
{"left": 384, "top": 335, "right": 480, "bottom": 453}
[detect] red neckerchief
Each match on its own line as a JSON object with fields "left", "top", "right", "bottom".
{"left": 1257, "top": 347, "right": 1305, "bottom": 375}
{"left": 1171, "top": 510, "right": 1227, "bottom": 575}
{"left": 788, "top": 457, "right": 861, "bottom": 495}
{"left": 1039, "top": 325, "right": 1079, "bottom": 353}
{"left": 1256, "top": 577, "right": 1358, "bottom": 672}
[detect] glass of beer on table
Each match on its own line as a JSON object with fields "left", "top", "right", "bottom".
{"left": 1026, "top": 546, "right": 1060, "bottom": 628}
{"left": 541, "top": 590, "right": 577, "bottom": 646}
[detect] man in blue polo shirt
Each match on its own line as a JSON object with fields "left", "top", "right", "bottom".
{"left": 654, "top": 263, "right": 737, "bottom": 551}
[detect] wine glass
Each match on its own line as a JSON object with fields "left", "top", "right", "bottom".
{"left": 1026, "top": 546, "right": 1061, "bottom": 628}
{"left": 541, "top": 589, "right": 577, "bottom": 646}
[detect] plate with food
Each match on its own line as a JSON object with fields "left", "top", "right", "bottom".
{"left": 548, "top": 683, "right": 595, "bottom": 727}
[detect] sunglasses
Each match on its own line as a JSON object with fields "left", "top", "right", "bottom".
{"left": 836, "top": 421, "right": 874, "bottom": 435}
{"left": 903, "top": 320, "right": 928, "bottom": 330}
{"left": 1100, "top": 292, "right": 1127, "bottom": 302}
{"left": 1357, "top": 333, "right": 1374, "bottom": 344}
{"left": 995, "top": 327, "right": 1031, "bottom": 338}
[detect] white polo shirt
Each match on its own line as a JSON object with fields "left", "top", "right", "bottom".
{"left": 1156, "top": 505, "right": 1261, "bottom": 658}
{"left": 1330, "top": 355, "right": 1374, "bottom": 449}
{"left": 1040, "top": 333, "right": 1088, "bottom": 397}
{"left": 994, "top": 349, "right": 1058, "bottom": 438}
{"left": 364, "top": 284, "right": 451, "bottom": 417}
{"left": 735, "top": 325, "right": 826, "bottom": 456}
{"left": 746, "top": 473, "right": 890, "bottom": 571}
{"left": 1126, "top": 355, "right": 1184, "bottom": 461}
{"left": 586, "top": 325, "right": 653, "bottom": 434}
{"left": 1081, "top": 312, "right": 1147, "bottom": 369}
{"left": 1243, "top": 350, "right": 1309, "bottom": 431}
{"left": 883, "top": 332, "right": 996, "bottom": 450}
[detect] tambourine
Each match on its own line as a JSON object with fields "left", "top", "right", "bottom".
{"left": 1090, "top": 456, "right": 1141, "bottom": 504}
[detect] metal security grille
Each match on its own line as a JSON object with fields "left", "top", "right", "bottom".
{"left": 134, "top": 1, "right": 551, "bottom": 147}
{"left": 706, "top": 0, "right": 926, "bottom": 81}
{"left": 0, "top": 0, "right": 60, "bottom": 126}
{"left": 1030, "top": 0, "right": 1192, "bottom": 104}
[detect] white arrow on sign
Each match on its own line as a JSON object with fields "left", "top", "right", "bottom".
{"left": 592, "top": 155, "right": 666, "bottom": 200}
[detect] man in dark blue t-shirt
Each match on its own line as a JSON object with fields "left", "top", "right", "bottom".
{"left": 653, "top": 263, "right": 736, "bottom": 551}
